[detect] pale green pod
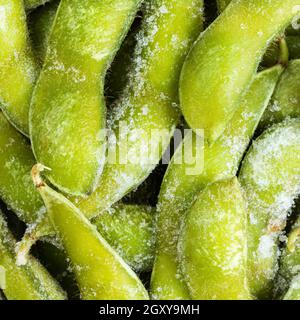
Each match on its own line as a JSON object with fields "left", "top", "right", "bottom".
{"left": 260, "top": 60, "right": 300, "bottom": 130}
{"left": 180, "top": 0, "right": 300, "bottom": 144}
{"left": 30, "top": 0, "right": 142, "bottom": 196}
{"left": 283, "top": 275, "right": 300, "bottom": 300}
{"left": 151, "top": 66, "right": 282, "bottom": 300}
{"left": 33, "top": 165, "right": 149, "bottom": 300}
{"left": 74, "top": 0, "right": 205, "bottom": 219}
{"left": 239, "top": 118, "right": 300, "bottom": 299}
{"left": 93, "top": 204, "right": 155, "bottom": 273}
{"left": 25, "top": 0, "right": 51, "bottom": 10}
{"left": 0, "top": 112, "right": 44, "bottom": 224}
{"left": 28, "top": 0, "right": 59, "bottom": 65}
{"left": 178, "top": 178, "right": 251, "bottom": 300}
{"left": 0, "top": 211, "right": 66, "bottom": 300}
{"left": 0, "top": 0, "right": 38, "bottom": 135}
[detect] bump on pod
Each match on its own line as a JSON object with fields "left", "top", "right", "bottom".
{"left": 30, "top": 0, "right": 142, "bottom": 196}
{"left": 180, "top": 0, "right": 300, "bottom": 144}
{"left": 74, "top": 0, "right": 205, "bottom": 219}
{"left": 0, "top": 0, "right": 38, "bottom": 135}
{"left": 178, "top": 178, "right": 251, "bottom": 300}
{"left": 239, "top": 118, "right": 300, "bottom": 299}
{"left": 259, "top": 60, "right": 300, "bottom": 131}
{"left": 151, "top": 65, "right": 282, "bottom": 300}
{"left": 276, "top": 214, "right": 300, "bottom": 298}
{"left": 32, "top": 164, "right": 149, "bottom": 300}
{"left": 93, "top": 204, "right": 156, "bottom": 273}
{"left": 0, "top": 210, "right": 66, "bottom": 300}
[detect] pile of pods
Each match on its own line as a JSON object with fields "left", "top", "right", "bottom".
{"left": 1, "top": 0, "right": 300, "bottom": 300}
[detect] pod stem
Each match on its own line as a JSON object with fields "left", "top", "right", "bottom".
{"left": 31, "top": 163, "right": 51, "bottom": 188}
{"left": 278, "top": 36, "right": 289, "bottom": 67}
{"left": 287, "top": 227, "right": 300, "bottom": 253}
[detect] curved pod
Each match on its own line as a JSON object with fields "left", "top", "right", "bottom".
{"left": 30, "top": 0, "right": 141, "bottom": 196}
{"left": 75, "top": 0, "right": 205, "bottom": 218}
{"left": 178, "top": 178, "right": 251, "bottom": 300}
{"left": 0, "top": 0, "right": 38, "bottom": 135}
{"left": 33, "top": 165, "right": 149, "bottom": 300}
{"left": 180, "top": 0, "right": 300, "bottom": 143}
{"left": 239, "top": 118, "right": 300, "bottom": 298}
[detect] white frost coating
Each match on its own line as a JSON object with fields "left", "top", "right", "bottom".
{"left": 258, "top": 234, "right": 275, "bottom": 259}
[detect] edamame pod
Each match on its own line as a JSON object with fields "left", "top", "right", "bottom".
{"left": 28, "top": 0, "right": 59, "bottom": 65}
{"left": 260, "top": 60, "right": 300, "bottom": 130}
{"left": 0, "top": 210, "right": 66, "bottom": 300}
{"left": 25, "top": 0, "right": 51, "bottom": 10}
{"left": 93, "top": 204, "right": 155, "bottom": 273}
{"left": 0, "top": 0, "right": 38, "bottom": 135}
{"left": 75, "top": 0, "right": 205, "bottom": 218}
{"left": 180, "top": 0, "right": 300, "bottom": 143}
{"left": 239, "top": 118, "right": 300, "bottom": 298}
{"left": 0, "top": 112, "right": 44, "bottom": 224}
{"left": 32, "top": 165, "right": 149, "bottom": 300}
{"left": 283, "top": 275, "right": 300, "bottom": 300}
{"left": 151, "top": 66, "right": 282, "bottom": 300}
{"left": 178, "top": 178, "right": 251, "bottom": 300}
{"left": 30, "top": 0, "right": 141, "bottom": 196}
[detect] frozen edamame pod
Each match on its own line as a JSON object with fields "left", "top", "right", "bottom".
{"left": 0, "top": 0, "right": 38, "bottom": 135}
{"left": 283, "top": 275, "right": 300, "bottom": 300}
{"left": 28, "top": 0, "right": 59, "bottom": 65}
{"left": 0, "top": 112, "right": 44, "bottom": 224}
{"left": 0, "top": 210, "right": 66, "bottom": 300}
{"left": 75, "top": 0, "right": 205, "bottom": 218}
{"left": 180, "top": 0, "right": 300, "bottom": 144}
{"left": 93, "top": 204, "right": 155, "bottom": 273}
{"left": 178, "top": 178, "right": 251, "bottom": 300}
{"left": 151, "top": 66, "right": 282, "bottom": 300}
{"left": 24, "top": 0, "right": 51, "bottom": 10}
{"left": 239, "top": 118, "right": 300, "bottom": 299}
{"left": 32, "top": 164, "right": 149, "bottom": 300}
{"left": 260, "top": 60, "right": 300, "bottom": 130}
{"left": 30, "top": 0, "right": 141, "bottom": 196}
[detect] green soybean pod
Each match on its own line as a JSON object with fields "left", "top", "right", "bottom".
{"left": 216, "top": 0, "right": 231, "bottom": 12}
{"left": 74, "top": 0, "right": 205, "bottom": 219}
{"left": 0, "top": 211, "right": 66, "bottom": 300}
{"left": 283, "top": 275, "right": 300, "bottom": 300}
{"left": 28, "top": 0, "right": 60, "bottom": 65}
{"left": 93, "top": 204, "right": 155, "bottom": 273}
{"left": 30, "top": 0, "right": 142, "bottom": 196}
{"left": 260, "top": 60, "right": 300, "bottom": 130}
{"left": 151, "top": 65, "right": 282, "bottom": 300}
{"left": 180, "top": 0, "right": 300, "bottom": 144}
{"left": 24, "top": 0, "right": 51, "bottom": 10}
{"left": 0, "top": 0, "right": 38, "bottom": 135}
{"left": 178, "top": 178, "right": 251, "bottom": 300}
{"left": 0, "top": 112, "right": 44, "bottom": 225}
{"left": 239, "top": 118, "right": 300, "bottom": 299}
{"left": 32, "top": 164, "right": 149, "bottom": 300}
